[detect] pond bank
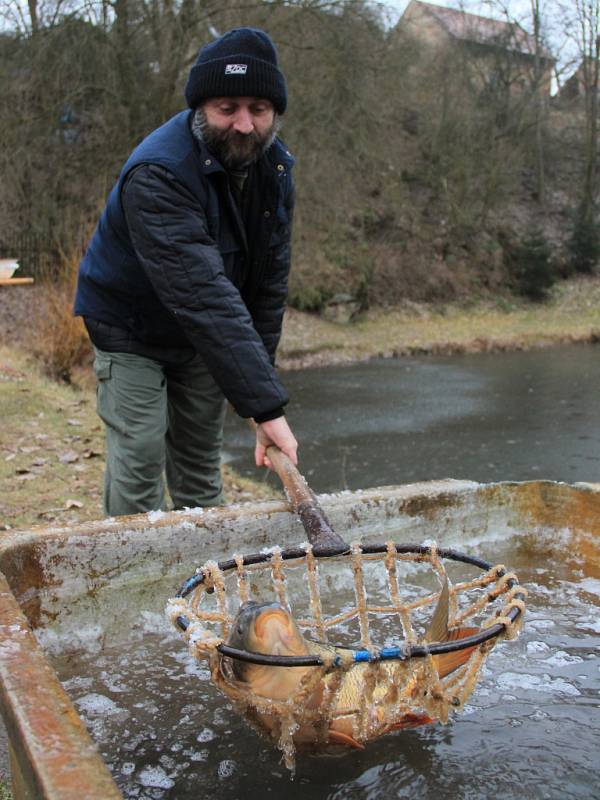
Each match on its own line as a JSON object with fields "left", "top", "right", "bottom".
{"left": 277, "top": 276, "right": 600, "bottom": 369}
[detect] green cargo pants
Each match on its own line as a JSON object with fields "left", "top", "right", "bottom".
{"left": 93, "top": 347, "right": 227, "bottom": 517}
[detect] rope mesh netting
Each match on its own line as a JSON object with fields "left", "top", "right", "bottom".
{"left": 167, "top": 541, "right": 526, "bottom": 771}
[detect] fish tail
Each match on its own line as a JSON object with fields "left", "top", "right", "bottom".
{"left": 434, "top": 626, "right": 480, "bottom": 678}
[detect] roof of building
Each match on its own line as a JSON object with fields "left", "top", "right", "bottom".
{"left": 401, "top": 0, "right": 554, "bottom": 61}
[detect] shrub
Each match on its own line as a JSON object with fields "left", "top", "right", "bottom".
{"left": 569, "top": 215, "right": 600, "bottom": 274}
{"left": 287, "top": 285, "right": 331, "bottom": 313}
{"left": 25, "top": 252, "right": 91, "bottom": 383}
{"left": 504, "top": 228, "right": 555, "bottom": 301}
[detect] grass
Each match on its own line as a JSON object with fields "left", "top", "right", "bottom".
{"left": 0, "top": 347, "right": 276, "bottom": 532}
{"left": 0, "top": 348, "right": 104, "bottom": 530}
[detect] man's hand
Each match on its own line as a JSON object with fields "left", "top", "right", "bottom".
{"left": 255, "top": 416, "right": 298, "bottom": 468}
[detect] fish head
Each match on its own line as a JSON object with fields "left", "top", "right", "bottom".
{"left": 225, "top": 601, "right": 309, "bottom": 683}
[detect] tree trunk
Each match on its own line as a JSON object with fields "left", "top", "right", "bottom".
{"left": 27, "top": 0, "right": 38, "bottom": 31}
{"left": 531, "top": 0, "right": 545, "bottom": 209}
{"left": 581, "top": 35, "right": 599, "bottom": 224}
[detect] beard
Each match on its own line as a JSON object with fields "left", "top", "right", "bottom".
{"left": 192, "top": 108, "right": 281, "bottom": 170}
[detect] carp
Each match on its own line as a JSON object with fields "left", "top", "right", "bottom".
{"left": 221, "top": 578, "right": 479, "bottom": 749}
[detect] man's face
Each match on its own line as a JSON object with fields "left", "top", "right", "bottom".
{"left": 198, "top": 97, "right": 278, "bottom": 169}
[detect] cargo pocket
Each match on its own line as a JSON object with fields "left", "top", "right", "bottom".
{"left": 93, "top": 353, "right": 127, "bottom": 436}
{"left": 93, "top": 353, "right": 112, "bottom": 381}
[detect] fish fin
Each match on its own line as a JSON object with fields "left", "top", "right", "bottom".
{"left": 328, "top": 729, "right": 365, "bottom": 750}
{"left": 386, "top": 712, "right": 436, "bottom": 731}
{"left": 434, "top": 626, "right": 480, "bottom": 678}
{"left": 424, "top": 576, "right": 450, "bottom": 643}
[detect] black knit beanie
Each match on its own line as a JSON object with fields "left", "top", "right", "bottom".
{"left": 185, "top": 28, "right": 287, "bottom": 114}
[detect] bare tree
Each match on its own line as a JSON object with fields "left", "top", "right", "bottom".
{"left": 577, "top": 4, "right": 599, "bottom": 227}
{"left": 559, "top": 0, "right": 600, "bottom": 269}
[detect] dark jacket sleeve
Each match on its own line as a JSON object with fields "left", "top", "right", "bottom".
{"left": 121, "top": 163, "right": 288, "bottom": 419}
{"left": 246, "top": 182, "right": 294, "bottom": 365}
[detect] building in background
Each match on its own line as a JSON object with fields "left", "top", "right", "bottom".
{"left": 395, "top": 0, "right": 555, "bottom": 98}
{"left": 558, "top": 58, "right": 600, "bottom": 106}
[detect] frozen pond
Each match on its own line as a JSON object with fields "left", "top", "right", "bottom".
{"left": 223, "top": 344, "right": 600, "bottom": 490}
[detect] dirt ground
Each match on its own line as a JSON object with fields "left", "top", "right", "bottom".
{"left": 0, "top": 346, "right": 278, "bottom": 531}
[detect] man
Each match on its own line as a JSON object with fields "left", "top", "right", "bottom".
{"left": 74, "top": 27, "right": 298, "bottom": 516}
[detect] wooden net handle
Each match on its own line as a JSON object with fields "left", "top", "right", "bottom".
{"left": 250, "top": 420, "right": 348, "bottom": 552}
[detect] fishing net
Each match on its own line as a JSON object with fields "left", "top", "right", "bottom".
{"left": 167, "top": 541, "right": 527, "bottom": 771}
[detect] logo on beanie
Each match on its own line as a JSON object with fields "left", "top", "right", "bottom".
{"left": 225, "top": 64, "right": 247, "bottom": 75}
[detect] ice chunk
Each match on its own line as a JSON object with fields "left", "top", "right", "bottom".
{"left": 197, "top": 727, "right": 216, "bottom": 743}
{"left": 527, "top": 618, "right": 555, "bottom": 631}
{"left": 138, "top": 765, "right": 174, "bottom": 789}
{"left": 527, "top": 641, "right": 550, "bottom": 654}
{"left": 544, "top": 650, "right": 583, "bottom": 667}
{"left": 218, "top": 759, "right": 236, "bottom": 779}
{"left": 576, "top": 616, "right": 600, "bottom": 634}
{"left": 496, "top": 672, "right": 581, "bottom": 696}
{"left": 579, "top": 578, "right": 600, "bottom": 598}
{"left": 76, "top": 693, "right": 127, "bottom": 717}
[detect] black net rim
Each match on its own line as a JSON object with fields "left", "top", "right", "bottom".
{"left": 174, "top": 543, "right": 526, "bottom": 666}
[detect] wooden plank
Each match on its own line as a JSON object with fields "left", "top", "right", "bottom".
{"left": 0, "top": 278, "right": 34, "bottom": 286}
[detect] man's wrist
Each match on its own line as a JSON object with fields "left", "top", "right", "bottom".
{"left": 253, "top": 407, "right": 285, "bottom": 424}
